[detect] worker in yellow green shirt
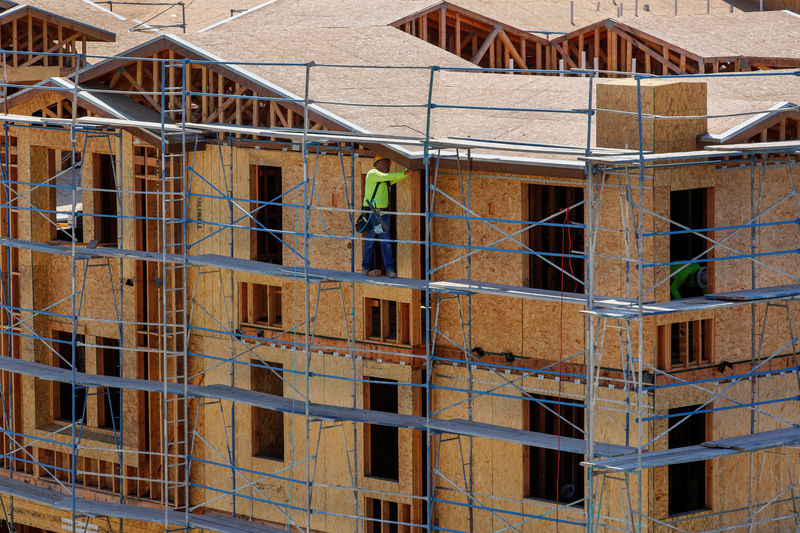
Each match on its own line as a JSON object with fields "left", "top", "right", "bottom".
{"left": 670, "top": 263, "right": 708, "bottom": 299}
{"left": 361, "top": 155, "right": 410, "bottom": 278}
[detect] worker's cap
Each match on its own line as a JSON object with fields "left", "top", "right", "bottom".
{"left": 696, "top": 266, "right": 708, "bottom": 289}
{"left": 372, "top": 155, "right": 389, "bottom": 166}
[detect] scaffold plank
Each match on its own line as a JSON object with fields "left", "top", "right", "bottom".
{"left": 428, "top": 418, "right": 633, "bottom": 457}
{"left": 589, "top": 284, "right": 800, "bottom": 318}
{"left": 0, "top": 356, "right": 633, "bottom": 457}
{"left": 705, "top": 284, "right": 800, "bottom": 301}
{"left": 429, "top": 279, "right": 637, "bottom": 307}
{"left": 8, "top": 237, "right": 799, "bottom": 314}
{"left": 582, "top": 149, "right": 743, "bottom": 165}
{"left": 705, "top": 139, "right": 800, "bottom": 152}
{"left": 191, "top": 513, "right": 286, "bottom": 533}
{"left": 582, "top": 427, "right": 800, "bottom": 471}
{"left": 0, "top": 476, "right": 285, "bottom": 532}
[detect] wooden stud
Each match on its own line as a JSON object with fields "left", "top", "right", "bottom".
{"left": 497, "top": 29, "right": 527, "bottom": 69}
{"left": 381, "top": 500, "right": 391, "bottom": 533}
{"left": 27, "top": 14, "right": 32, "bottom": 65}
{"left": 471, "top": 26, "right": 499, "bottom": 64}
{"left": 42, "top": 21, "right": 47, "bottom": 65}
{"left": 12, "top": 19, "right": 17, "bottom": 67}
{"left": 201, "top": 67, "right": 208, "bottom": 120}
{"left": 454, "top": 13, "right": 461, "bottom": 55}
{"left": 439, "top": 4, "right": 446, "bottom": 49}
{"left": 626, "top": 40, "right": 633, "bottom": 72}
{"left": 609, "top": 29, "right": 617, "bottom": 73}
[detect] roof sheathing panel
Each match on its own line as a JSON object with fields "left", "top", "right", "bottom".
{"left": 93, "top": 0, "right": 269, "bottom": 33}
{"left": 704, "top": 71, "right": 800, "bottom": 136}
{"left": 608, "top": 10, "right": 800, "bottom": 58}
{"left": 443, "top": 0, "right": 747, "bottom": 34}
{"left": 226, "top": 0, "right": 746, "bottom": 34}
{"left": 19, "top": 0, "right": 125, "bottom": 31}
{"left": 188, "top": 26, "right": 596, "bottom": 152}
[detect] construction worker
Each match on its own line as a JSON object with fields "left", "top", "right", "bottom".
{"left": 361, "top": 155, "right": 411, "bottom": 278}
{"left": 670, "top": 263, "right": 708, "bottom": 299}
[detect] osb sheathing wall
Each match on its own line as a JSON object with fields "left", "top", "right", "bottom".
{"left": 198, "top": 343, "right": 417, "bottom": 532}
{"left": 188, "top": 146, "right": 420, "bottom": 340}
{"left": 596, "top": 78, "right": 800, "bottom": 529}
{"left": 184, "top": 144, "right": 424, "bottom": 529}
{"left": 597, "top": 79, "right": 707, "bottom": 154}
{"left": 432, "top": 364, "right": 641, "bottom": 532}
{"left": 596, "top": 79, "right": 708, "bottom": 304}
{"left": 0, "top": 495, "right": 165, "bottom": 533}
{"left": 649, "top": 376, "right": 800, "bottom": 531}
{"left": 14, "top": 118, "right": 144, "bottom": 464}
{"left": 429, "top": 170, "right": 587, "bottom": 365}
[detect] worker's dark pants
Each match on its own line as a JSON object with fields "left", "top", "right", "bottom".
{"left": 362, "top": 213, "right": 394, "bottom": 272}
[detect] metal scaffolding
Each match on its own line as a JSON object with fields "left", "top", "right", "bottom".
{"left": 0, "top": 45, "right": 796, "bottom": 533}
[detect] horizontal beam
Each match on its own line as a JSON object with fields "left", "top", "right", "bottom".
{"left": 583, "top": 427, "right": 800, "bottom": 471}
{"left": 0, "top": 475, "right": 282, "bottom": 532}
{"left": 0, "top": 355, "right": 633, "bottom": 457}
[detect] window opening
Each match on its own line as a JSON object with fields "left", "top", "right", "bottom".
{"left": 251, "top": 361, "right": 284, "bottom": 460}
{"left": 54, "top": 150, "right": 83, "bottom": 242}
{"left": 658, "top": 319, "right": 712, "bottom": 370}
{"left": 94, "top": 153, "right": 118, "bottom": 246}
{"left": 670, "top": 188, "right": 710, "bottom": 299}
{"left": 240, "top": 282, "right": 282, "bottom": 327}
{"left": 252, "top": 165, "right": 283, "bottom": 264}
{"left": 526, "top": 394, "right": 584, "bottom": 504}
{"left": 528, "top": 184, "right": 584, "bottom": 293}
{"left": 365, "top": 378, "right": 399, "bottom": 480}
{"left": 365, "top": 497, "right": 411, "bottom": 533}
{"left": 54, "top": 331, "right": 86, "bottom": 423}
{"left": 97, "top": 337, "right": 121, "bottom": 430}
{"left": 364, "top": 298, "right": 409, "bottom": 344}
{"left": 668, "top": 405, "right": 709, "bottom": 515}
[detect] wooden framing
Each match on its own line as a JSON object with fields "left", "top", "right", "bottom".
{"left": 4, "top": 37, "right": 344, "bottom": 149}
{"left": 553, "top": 19, "right": 800, "bottom": 76}
{"left": 2, "top": 20, "right": 800, "bottom": 533}
{"left": 657, "top": 319, "right": 713, "bottom": 370}
{"left": 701, "top": 110, "right": 800, "bottom": 148}
{"left": 0, "top": 6, "right": 114, "bottom": 83}
{"left": 364, "top": 297, "right": 411, "bottom": 345}
{"left": 391, "top": 1, "right": 549, "bottom": 70}
{"left": 552, "top": 19, "right": 702, "bottom": 76}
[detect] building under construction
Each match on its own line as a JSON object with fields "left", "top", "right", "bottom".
{"left": 0, "top": 1, "right": 798, "bottom": 532}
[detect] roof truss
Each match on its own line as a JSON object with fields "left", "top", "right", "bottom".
{"left": 391, "top": 1, "right": 550, "bottom": 70}
{"left": 0, "top": 6, "right": 117, "bottom": 82}
{"left": 553, "top": 19, "right": 800, "bottom": 76}
{"left": 10, "top": 38, "right": 345, "bottom": 148}
{"left": 551, "top": 19, "right": 703, "bottom": 75}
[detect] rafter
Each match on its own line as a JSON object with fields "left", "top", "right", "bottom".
{"left": 471, "top": 25, "right": 500, "bottom": 65}
{"left": 496, "top": 28, "right": 527, "bottom": 69}
{"left": 611, "top": 27, "right": 686, "bottom": 74}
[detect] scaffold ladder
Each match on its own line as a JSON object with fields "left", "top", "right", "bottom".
{"left": 161, "top": 58, "right": 189, "bottom": 531}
